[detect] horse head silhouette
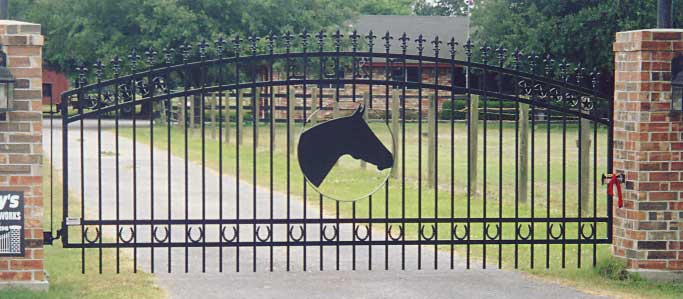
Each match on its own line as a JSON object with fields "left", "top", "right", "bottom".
{"left": 297, "top": 105, "right": 394, "bottom": 188}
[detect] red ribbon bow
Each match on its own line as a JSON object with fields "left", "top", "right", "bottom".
{"left": 607, "top": 173, "right": 623, "bottom": 208}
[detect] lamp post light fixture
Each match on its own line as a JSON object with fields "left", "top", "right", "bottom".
{"left": 0, "top": 49, "right": 13, "bottom": 120}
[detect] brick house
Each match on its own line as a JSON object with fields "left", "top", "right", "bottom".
{"left": 41, "top": 68, "right": 69, "bottom": 110}
{"left": 267, "top": 15, "right": 470, "bottom": 121}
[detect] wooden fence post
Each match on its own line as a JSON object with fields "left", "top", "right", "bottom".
{"left": 159, "top": 100, "right": 167, "bottom": 124}
{"left": 391, "top": 89, "right": 400, "bottom": 178}
{"left": 210, "top": 94, "right": 217, "bottom": 139}
{"left": 310, "top": 87, "right": 319, "bottom": 126}
{"left": 468, "top": 95, "right": 479, "bottom": 196}
{"left": 288, "top": 87, "right": 296, "bottom": 155}
{"left": 179, "top": 97, "right": 186, "bottom": 130}
{"left": 253, "top": 89, "right": 260, "bottom": 148}
{"left": 427, "top": 93, "right": 436, "bottom": 188}
{"left": 332, "top": 97, "right": 340, "bottom": 118}
{"left": 579, "top": 115, "right": 591, "bottom": 214}
{"left": 224, "top": 92, "right": 231, "bottom": 144}
{"left": 190, "top": 96, "right": 196, "bottom": 134}
{"left": 518, "top": 102, "right": 529, "bottom": 203}
{"left": 238, "top": 89, "right": 244, "bottom": 145}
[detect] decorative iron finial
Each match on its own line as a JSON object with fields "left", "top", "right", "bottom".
{"left": 283, "top": 31, "right": 293, "bottom": 51}
{"left": 480, "top": 44, "right": 491, "bottom": 64}
{"left": 543, "top": 54, "right": 554, "bottom": 77}
{"left": 382, "top": 31, "right": 393, "bottom": 53}
{"left": 463, "top": 39, "right": 473, "bottom": 60}
{"left": 266, "top": 33, "right": 277, "bottom": 54}
{"left": 215, "top": 37, "right": 227, "bottom": 56}
{"left": 300, "top": 30, "right": 311, "bottom": 51}
{"left": 559, "top": 59, "right": 569, "bottom": 81}
{"left": 93, "top": 59, "right": 105, "bottom": 80}
{"left": 399, "top": 33, "right": 409, "bottom": 53}
{"left": 448, "top": 37, "right": 458, "bottom": 59}
{"left": 129, "top": 48, "right": 141, "bottom": 70}
{"left": 415, "top": 34, "right": 426, "bottom": 55}
{"left": 591, "top": 69, "right": 600, "bottom": 90}
{"left": 332, "top": 29, "right": 343, "bottom": 51}
{"left": 248, "top": 35, "right": 259, "bottom": 55}
{"left": 163, "top": 47, "right": 175, "bottom": 64}
{"left": 145, "top": 47, "right": 158, "bottom": 66}
{"left": 432, "top": 36, "right": 442, "bottom": 57}
{"left": 495, "top": 46, "right": 507, "bottom": 67}
{"left": 350, "top": 30, "right": 360, "bottom": 52}
{"left": 528, "top": 52, "right": 539, "bottom": 73}
{"left": 198, "top": 39, "right": 209, "bottom": 59}
{"left": 111, "top": 56, "right": 122, "bottom": 76}
{"left": 366, "top": 31, "right": 377, "bottom": 51}
{"left": 180, "top": 42, "right": 192, "bottom": 62}
{"left": 76, "top": 63, "right": 88, "bottom": 87}
{"left": 512, "top": 49, "right": 522, "bottom": 70}
{"left": 230, "top": 35, "right": 241, "bottom": 57}
{"left": 316, "top": 30, "right": 326, "bottom": 51}
{"left": 575, "top": 64, "right": 585, "bottom": 85}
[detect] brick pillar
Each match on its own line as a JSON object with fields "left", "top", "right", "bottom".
{"left": 0, "top": 21, "right": 47, "bottom": 290}
{"left": 613, "top": 29, "right": 683, "bottom": 282}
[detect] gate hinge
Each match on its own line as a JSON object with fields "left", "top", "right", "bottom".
{"left": 43, "top": 229, "right": 62, "bottom": 245}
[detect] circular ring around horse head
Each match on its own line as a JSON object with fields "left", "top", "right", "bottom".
{"left": 297, "top": 103, "right": 396, "bottom": 202}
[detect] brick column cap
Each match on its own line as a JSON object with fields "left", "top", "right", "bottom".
{"left": 614, "top": 29, "right": 683, "bottom": 52}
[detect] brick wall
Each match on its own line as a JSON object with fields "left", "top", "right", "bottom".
{"left": 0, "top": 20, "right": 46, "bottom": 289}
{"left": 612, "top": 29, "right": 683, "bottom": 279}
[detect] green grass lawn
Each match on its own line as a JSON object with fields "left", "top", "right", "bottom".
{"left": 115, "top": 119, "right": 682, "bottom": 298}
{"left": 0, "top": 160, "right": 165, "bottom": 299}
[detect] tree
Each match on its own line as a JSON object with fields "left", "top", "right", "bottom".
{"left": 359, "top": 0, "right": 414, "bottom": 15}
{"left": 471, "top": 0, "right": 683, "bottom": 76}
{"left": 11, "top": 0, "right": 361, "bottom": 72}
{"left": 414, "top": 0, "right": 469, "bottom": 16}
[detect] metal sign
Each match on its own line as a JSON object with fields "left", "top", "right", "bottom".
{"left": 0, "top": 191, "right": 24, "bottom": 256}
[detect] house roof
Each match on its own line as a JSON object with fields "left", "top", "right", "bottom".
{"left": 349, "top": 15, "right": 469, "bottom": 59}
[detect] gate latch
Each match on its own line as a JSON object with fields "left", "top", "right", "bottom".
{"left": 602, "top": 173, "right": 625, "bottom": 208}
{"left": 601, "top": 173, "right": 624, "bottom": 185}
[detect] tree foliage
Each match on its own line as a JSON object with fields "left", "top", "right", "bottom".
{"left": 470, "top": 0, "right": 683, "bottom": 75}
{"left": 414, "top": 0, "right": 469, "bottom": 16}
{"left": 11, "top": 0, "right": 366, "bottom": 72}
{"left": 359, "top": 0, "right": 414, "bottom": 15}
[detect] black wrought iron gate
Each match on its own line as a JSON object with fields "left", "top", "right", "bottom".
{"left": 57, "top": 30, "right": 613, "bottom": 273}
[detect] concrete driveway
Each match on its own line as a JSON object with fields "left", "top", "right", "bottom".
{"left": 44, "top": 119, "right": 605, "bottom": 299}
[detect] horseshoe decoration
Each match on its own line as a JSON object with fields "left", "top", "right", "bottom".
{"left": 118, "top": 227, "right": 136, "bottom": 244}
{"left": 83, "top": 227, "right": 101, "bottom": 244}
{"left": 288, "top": 225, "right": 305, "bottom": 242}
{"left": 322, "top": 225, "right": 339, "bottom": 242}
{"left": 187, "top": 227, "right": 205, "bottom": 243}
{"left": 548, "top": 223, "right": 565, "bottom": 240}
{"left": 220, "top": 226, "right": 239, "bottom": 243}
{"left": 386, "top": 225, "right": 404, "bottom": 241}
{"left": 580, "top": 223, "right": 596, "bottom": 240}
{"left": 516, "top": 224, "right": 533, "bottom": 241}
{"left": 484, "top": 224, "right": 501, "bottom": 240}
{"left": 254, "top": 226, "right": 272, "bottom": 242}
{"left": 152, "top": 227, "right": 170, "bottom": 243}
{"left": 353, "top": 225, "right": 370, "bottom": 242}
{"left": 452, "top": 224, "right": 470, "bottom": 241}
{"left": 419, "top": 224, "right": 436, "bottom": 241}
